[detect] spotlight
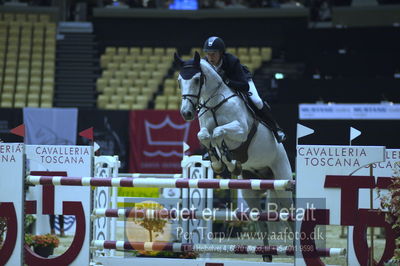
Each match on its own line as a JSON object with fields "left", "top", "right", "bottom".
{"left": 275, "top": 73, "right": 284, "bottom": 79}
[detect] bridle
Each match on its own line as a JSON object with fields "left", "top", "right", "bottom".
{"left": 180, "top": 65, "right": 237, "bottom": 126}
{"left": 181, "top": 64, "right": 205, "bottom": 112}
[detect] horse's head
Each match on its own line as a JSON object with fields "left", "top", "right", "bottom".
{"left": 174, "top": 51, "right": 205, "bottom": 121}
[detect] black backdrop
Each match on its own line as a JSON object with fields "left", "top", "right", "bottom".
{"left": 92, "top": 16, "right": 307, "bottom": 52}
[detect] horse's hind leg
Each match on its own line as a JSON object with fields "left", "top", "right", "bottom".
{"left": 240, "top": 189, "right": 270, "bottom": 259}
{"left": 267, "top": 190, "right": 295, "bottom": 237}
{"left": 218, "top": 145, "right": 242, "bottom": 176}
{"left": 268, "top": 150, "right": 295, "bottom": 241}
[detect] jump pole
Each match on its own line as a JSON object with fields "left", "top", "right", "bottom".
{"left": 91, "top": 208, "right": 295, "bottom": 221}
{"left": 26, "top": 176, "right": 295, "bottom": 190}
{"left": 91, "top": 240, "right": 346, "bottom": 257}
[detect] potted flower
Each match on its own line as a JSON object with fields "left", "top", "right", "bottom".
{"left": 0, "top": 217, "right": 6, "bottom": 249}
{"left": 25, "top": 234, "right": 60, "bottom": 258}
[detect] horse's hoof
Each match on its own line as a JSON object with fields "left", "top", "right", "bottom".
{"left": 232, "top": 161, "right": 242, "bottom": 176}
{"left": 262, "top": 255, "right": 272, "bottom": 262}
{"left": 213, "top": 167, "right": 224, "bottom": 174}
{"left": 211, "top": 162, "right": 225, "bottom": 173}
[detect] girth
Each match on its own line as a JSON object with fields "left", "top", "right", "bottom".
{"left": 230, "top": 120, "right": 259, "bottom": 163}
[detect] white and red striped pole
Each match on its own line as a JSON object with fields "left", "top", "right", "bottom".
{"left": 119, "top": 173, "right": 182, "bottom": 178}
{"left": 92, "top": 208, "right": 295, "bottom": 222}
{"left": 91, "top": 240, "right": 346, "bottom": 257}
{"left": 27, "top": 176, "right": 295, "bottom": 190}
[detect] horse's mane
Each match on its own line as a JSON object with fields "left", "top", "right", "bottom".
{"left": 200, "top": 59, "right": 224, "bottom": 84}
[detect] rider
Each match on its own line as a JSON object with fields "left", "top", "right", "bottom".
{"left": 202, "top": 36, "right": 286, "bottom": 143}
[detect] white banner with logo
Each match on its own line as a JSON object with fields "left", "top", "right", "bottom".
{"left": 0, "top": 143, "right": 24, "bottom": 266}
{"left": 23, "top": 107, "right": 79, "bottom": 236}
{"left": 25, "top": 145, "right": 92, "bottom": 240}
{"left": 23, "top": 107, "right": 78, "bottom": 145}
{"left": 295, "top": 145, "right": 386, "bottom": 265}
{"left": 299, "top": 103, "right": 400, "bottom": 120}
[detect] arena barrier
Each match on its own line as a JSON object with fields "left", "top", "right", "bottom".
{"left": 0, "top": 140, "right": 398, "bottom": 266}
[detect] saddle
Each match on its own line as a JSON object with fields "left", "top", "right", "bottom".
{"left": 236, "top": 90, "right": 272, "bottom": 131}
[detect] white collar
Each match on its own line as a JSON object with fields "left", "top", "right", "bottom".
{"left": 214, "top": 58, "right": 223, "bottom": 71}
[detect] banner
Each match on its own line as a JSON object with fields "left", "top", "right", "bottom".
{"left": 129, "top": 110, "right": 200, "bottom": 173}
{"left": 299, "top": 103, "right": 400, "bottom": 120}
{"left": 78, "top": 110, "right": 130, "bottom": 171}
{"left": 23, "top": 107, "right": 78, "bottom": 145}
{"left": 23, "top": 107, "right": 78, "bottom": 236}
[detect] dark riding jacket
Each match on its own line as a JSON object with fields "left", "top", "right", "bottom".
{"left": 205, "top": 53, "right": 252, "bottom": 92}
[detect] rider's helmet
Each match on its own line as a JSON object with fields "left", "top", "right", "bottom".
{"left": 203, "top": 36, "right": 225, "bottom": 53}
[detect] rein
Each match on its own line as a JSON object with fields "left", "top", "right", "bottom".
{"left": 180, "top": 66, "right": 238, "bottom": 126}
{"left": 198, "top": 93, "right": 237, "bottom": 126}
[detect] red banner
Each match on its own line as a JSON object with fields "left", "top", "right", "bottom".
{"left": 129, "top": 110, "right": 200, "bottom": 173}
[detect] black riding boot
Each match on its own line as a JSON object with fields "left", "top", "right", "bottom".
{"left": 259, "top": 102, "right": 286, "bottom": 143}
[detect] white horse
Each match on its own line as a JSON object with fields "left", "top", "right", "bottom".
{"left": 175, "top": 52, "right": 294, "bottom": 261}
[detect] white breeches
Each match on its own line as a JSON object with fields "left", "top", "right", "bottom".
{"left": 248, "top": 80, "right": 264, "bottom": 109}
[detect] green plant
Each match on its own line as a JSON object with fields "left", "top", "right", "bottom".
{"left": 0, "top": 217, "right": 6, "bottom": 247}
{"left": 25, "top": 234, "right": 34, "bottom": 246}
{"left": 25, "top": 234, "right": 59, "bottom": 249}
{"left": 25, "top": 215, "right": 36, "bottom": 232}
{"left": 379, "top": 162, "right": 400, "bottom": 261}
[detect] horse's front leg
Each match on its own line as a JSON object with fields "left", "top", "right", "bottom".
{"left": 212, "top": 121, "right": 247, "bottom": 174}
{"left": 197, "top": 127, "right": 224, "bottom": 173}
{"left": 212, "top": 120, "right": 247, "bottom": 145}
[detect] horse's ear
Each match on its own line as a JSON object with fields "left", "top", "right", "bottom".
{"left": 174, "top": 52, "right": 184, "bottom": 68}
{"left": 194, "top": 51, "right": 200, "bottom": 64}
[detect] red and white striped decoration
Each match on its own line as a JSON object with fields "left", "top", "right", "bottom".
{"left": 27, "top": 176, "right": 295, "bottom": 190}
{"left": 91, "top": 240, "right": 346, "bottom": 257}
{"left": 119, "top": 173, "right": 182, "bottom": 178}
{"left": 92, "top": 208, "right": 294, "bottom": 222}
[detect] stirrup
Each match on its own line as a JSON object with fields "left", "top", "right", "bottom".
{"left": 274, "top": 130, "right": 286, "bottom": 143}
